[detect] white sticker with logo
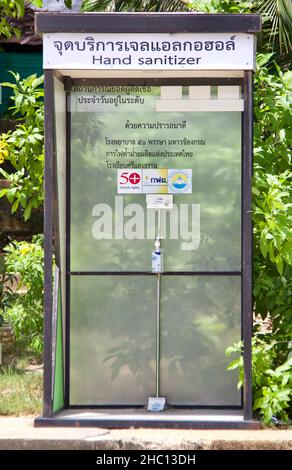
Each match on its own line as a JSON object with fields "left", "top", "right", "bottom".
{"left": 117, "top": 169, "right": 143, "bottom": 194}
{"left": 146, "top": 194, "right": 173, "bottom": 209}
{"left": 117, "top": 169, "right": 192, "bottom": 194}
{"left": 142, "top": 169, "right": 168, "bottom": 194}
{"left": 168, "top": 169, "right": 192, "bottom": 194}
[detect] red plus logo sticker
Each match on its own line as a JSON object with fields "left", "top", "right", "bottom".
{"left": 129, "top": 172, "right": 141, "bottom": 185}
{"left": 118, "top": 169, "right": 142, "bottom": 193}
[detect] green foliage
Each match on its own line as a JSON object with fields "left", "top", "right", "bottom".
{"left": 0, "top": 0, "right": 25, "bottom": 39}
{"left": 253, "top": 171, "right": 292, "bottom": 274}
{"left": 253, "top": 56, "right": 292, "bottom": 355}
{"left": 226, "top": 338, "right": 292, "bottom": 423}
{"left": 253, "top": 358, "right": 292, "bottom": 423}
{"left": 190, "top": 1, "right": 292, "bottom": 66}
{"left": 0, "top": 1, "right": 43, "bottom": 39}
{"left": 189, "top": 0, "right": 253, "bottom": 13}
{"left": 226, "top": 55, "right": 292, "bottom": 424}
{"left": 0, "top": 254, "right": 16, "bottom": 311}
{"left": 0, "top": 72, "right": 44, "bottom": 220}
{"left": 254, "top": 57, "right": 292, "bottom": 176}
{"left": 81, "top": 0, "right": 189, "bottom": 12}
{"left": 256, "top": 0, "right": 292, "bottom": 56}
{"left": 2, "top": 235, "right": 44, "bottom": 355}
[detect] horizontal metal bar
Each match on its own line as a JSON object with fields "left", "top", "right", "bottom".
{"left": 68, "top": 404, "right": 243, "bottom": 410}
{"left": 68, "top": 271, "right": 242, "bottom": 276}
{"left": 71, "top": 77, "right": 244, "bottom": 87}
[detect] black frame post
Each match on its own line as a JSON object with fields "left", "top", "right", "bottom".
{"left": 242, "top": 70, "right": 253, "bottom": 420}
{"left": 64, "top": 76, "right": 71, "bottom": 408}
{"left": 43, "top": 70, "right": 55, "bottom": 417}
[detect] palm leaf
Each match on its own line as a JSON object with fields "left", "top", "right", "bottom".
{"left": 81, "top": 0, "right": 190, "bottom": 12}
{"left": 256, "top": 0, "right": 292, "bottom": 54}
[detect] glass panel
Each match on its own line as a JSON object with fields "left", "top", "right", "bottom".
{"left": 53, "top": 286, "right": 64, "bottom": 412}
{"left": 70, "top": 86, "right": 241, "bottom": 272}
{"left": 70, "top": 276, "right": 156, "bottom": 405}
{"left": 160, "top": 276, "right": 241, "bottom": 405}
{"left": 54, "top": 77, "right": 66, "bottom": 353}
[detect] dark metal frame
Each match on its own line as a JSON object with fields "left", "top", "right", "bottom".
{"left": 35, "top": 416, "right": 259, "bottom": 429}
{"left": 35, "top": 12, "right": 261, "bottom": 34}
{"left": 67, "top": 77, "right": 245, "bottom": 410}
{"left": 43, "top": 70, "right": 54, "bottom": 417}
{"left": 43, "top": 70, "right": 67, "bottom": 417}
{"left": 38, "top": 12, "right": 259, "bottom": 427}
{"left": 44, "top": 72, "right": 252, "bottom": 421}
{"left": 242, "top": 71, "right": 253, "bottom": 421}
{"left": 64, "top": 77, "right": 71, "bottom": 409}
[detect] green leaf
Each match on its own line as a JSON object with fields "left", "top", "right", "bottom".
{"left": 13, "top": 0, "right": 25, "bottom": 17}
{"left": 24, "top": 200, "right": 33, "bottom": 221}
{"left": 19, "top": 193, "right": 27, "bottom": 208}
{"left": 1, "top": 82, "right": 17, "bottom": 89}
{"left": 252, "top": 186, "right": 261, "bottom": 196}
{"left": 263, "top": 406, "right": 273, "bottom": 424}
{"left": 11, "top": 198, "right": 19, "bottom": 213}
{"left": 275, "top": 257, "right": 284, "bottom": 275}
{"left": 253, "top": 397, "right": 263, "bottom": 411}
{"left": 226, "top": 359, "right": 240, "bottom": 371}
{"left": 13, "top": 27, "right": 21, "bottom": 39}
{"left": 260, "top": 239, "right": 268, "bottom": 258}
{"left": 0, "top": 188, "right": 8, "bottom": 198}
{"left": 282, "top": 70, "right": 292, "bottom": 89}
{"left": 0, "top": 169, "right": 10, "bottom": 179}
{"left": 6, "top": 187, "right": 17, "bottom": 203}
{"left": 256, "top": 52, "right": 274, "bottom": 67}
{"left": 15, "top": 94, "right": 23, "bottom": 109}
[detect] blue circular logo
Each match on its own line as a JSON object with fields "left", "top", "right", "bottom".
{"left": 168, "top": 170, "right": 191, "bottom": 193}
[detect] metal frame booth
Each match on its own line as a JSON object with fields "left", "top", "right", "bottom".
{"left": 35, "top": 13, "right": 261, "bottom": 428}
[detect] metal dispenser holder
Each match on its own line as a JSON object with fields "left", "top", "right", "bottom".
{"left": 148, "top": 208, "right": 166, "bottom": 412}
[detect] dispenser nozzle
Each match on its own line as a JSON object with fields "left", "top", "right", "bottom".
{"left": 154, "top": 235, "right": 160, "bottom": 254}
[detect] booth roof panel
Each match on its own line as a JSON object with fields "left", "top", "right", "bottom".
{"left": 35, "top": 12, "right": 261, "bottom": 35}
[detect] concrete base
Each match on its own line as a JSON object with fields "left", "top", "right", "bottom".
{"left": 1, "top": 416, "right": 292, "bottom": 450}
{"left": 35, "top": 408, "right": 260, "bottom": 429}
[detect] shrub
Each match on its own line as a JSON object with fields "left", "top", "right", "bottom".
{"left": 2, "top": 235, "right": 44, "bottom": 355}
{"left": 0, "top": 72, "right": 44, "bottom": 220}
{"left": 226, "top": 336, "right": 292, "bottom": 423}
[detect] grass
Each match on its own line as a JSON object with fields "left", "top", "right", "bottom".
{"left": 0, "top": 366, "right": 43, "bottom": 416}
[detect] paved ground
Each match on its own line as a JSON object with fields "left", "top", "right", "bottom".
{"left": 0, "top": 417, "right": 291, "bottom": 450}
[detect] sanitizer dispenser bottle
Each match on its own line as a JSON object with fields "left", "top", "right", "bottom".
{"left": 152, "top": 236, "right": 163, "bottom": 273}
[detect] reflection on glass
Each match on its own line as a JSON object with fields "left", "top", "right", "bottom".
{"left": 70, "top": 86, "right": 241, "bottom": 272}
{"left": 70, "top": 276, "right": 156, "bottom": 405}
{"left": 160, "top": 276, "right": 241, "bottom": 406}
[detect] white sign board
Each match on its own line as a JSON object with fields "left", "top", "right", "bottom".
{"left": 43, "top": 33, "right": 255, "bottom": 70}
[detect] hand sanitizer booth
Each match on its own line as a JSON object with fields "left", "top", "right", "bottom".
{"left": 35, "top": 12, "right": 261, "bottom": 428}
